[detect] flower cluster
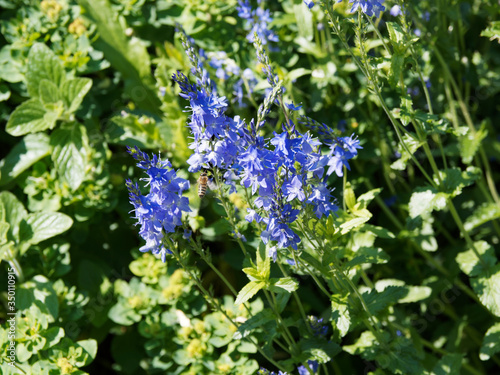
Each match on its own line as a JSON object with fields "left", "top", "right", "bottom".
{"left": 126, "top": 147, "right": 191, "bottom": 262}
{"left": 242, "top": 127, "right": 339, "bottom": 261}
{"left": 172, "top": 71, "right": 246, "bottom": 174}
{"left": 237, "top": 0, "right": 278, "bottom": 45}
{"left": 337, "top": 0, "right": 385, "bottom": 18}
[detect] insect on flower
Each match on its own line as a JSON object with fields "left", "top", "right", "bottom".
{"left": 197, "top": 171, "right": 209, "bottom": 198}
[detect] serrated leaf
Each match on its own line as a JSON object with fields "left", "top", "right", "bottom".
{"left": 6, "top": 98, "right": 58, "bottom": 136}
{"left": 456, "top": 241, "right": 497, "bottom": 277}
{"left": 471, "top": 264, "right": 500, "bottom": 317}
{"left": 432, "top": 353, "right": 463, "bottom": 375}
{"left": 364, "top": 286, "right": 408, "bottom": 315}
{"left": 386, "top": 22, "right": 405, "bottom": 45}
{"left": 235, "top": 281, "right": 265, "bottom": 305}
{"left": 26, "top": 43, "right": 65, "bottom": 98}
{"left": 270, "top": 277, "right": 299, "bottom": 293}
{"left": 257, "top": 242, "right": 270, "bottom": 280}
{"left": 242, "top": 267, "right": 261, "bottom": 281}
{"left": 480, "top": 323, "right": 500, "bottom": 361}
{"left": 51, "top": 123, "right": 89, "bottom": 191}
{"left": 437, "top": 167, "right": 481, "bottom": 197}
{"left": 61, "top": 78, "right": 92, "bottom": 113}
{"left": 0, "top": 133, "right": 51, "bottom": 186}
{"left": 20, "top": 212, "right": 73, "bottom": 245}
{"left": 464, "top": 203, "right": 500, "bottom": 232}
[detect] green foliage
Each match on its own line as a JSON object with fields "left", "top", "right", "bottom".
{"left": 1, "top": 0, "right": 500, "bottom": 374}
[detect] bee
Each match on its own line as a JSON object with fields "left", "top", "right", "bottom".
{"left": 197, "top": 172, "right": 209, "bottom": 198}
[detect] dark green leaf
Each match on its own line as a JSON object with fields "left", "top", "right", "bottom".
{"left": 471, "top": 264, "right": 500, "bottom": 317}
{"left": 432, "top": 353, "right": 463, "bottom": 375}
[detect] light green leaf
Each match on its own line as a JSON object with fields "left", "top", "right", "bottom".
{"left": 480, "top": 323, "right": 500, "bottom": 361}
{"left": 432, "top": 353, "right": 463, "bottom": 375}
{"left": 460, "top": 124, "right": 487, "bottom": 164}
{"left": 464, "top": 203, "right": 500, "bottom": 232}
{"left": 456, "top": 241, "right": 497, "bottom": 277}
{"left": 242, "top": 267, "right": 261, "bottom": 282}
{"left": 287, "top": 68, "right": 312, "bottom": 82}
{"left": 391, "top": 134, "right": 423, "bottom": 171}
{"left": 331, "top": 296, "right": 350, "bottom": 338}
{"left": 39, "top": 79, "right": 61, "bottom": 104}
{"left": 26, "top": 43, "right": 65, "bottom": 98}
{"left": 270, "top": 277, "right": 299, "bottom": 293}
{"left": 235, "top": 281, "right": 265, "bottom": 305}
{"left": 294, "top": 3, "right": 314, "bottom": 41}
{"left": 6, "top": 98, "right": 58, "bottom": 136}
{"left": 77, "top": 339, "right": 98, "bottom": 365}
{"left": 20, "top": 212, "right": 73, "bottom": 245}
{"left": 343, "top": 330, "right": 376, "bottom": 355}
{"left": 61, "top": 78, "right": 92, "bottom": 113}
{"left": 409, "top": 188, "right": 447, "bottom": 218}
{"left": 51, "top": 123, "right": 89, "bottom": 191}
{"left": 43, "top": 327, "right": 65, "bottom": 349}
{"left": 386, "top": 22, "right": 405, "bottom": 45}
{"left": 257, "top": 242, "right": 270, "bottom": 281}
{"left": 0, "top": 191, "right": 27, "bottom": 241}
{"left": 0, "top": 133, "right": 51, "bottom": 186}
{"left": 471, "top": 264, "right": 500, "bottom": 317}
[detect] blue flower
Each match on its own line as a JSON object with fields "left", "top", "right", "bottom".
{"left": 126, "top": 147, "right": 191, "bottom": 262}
{"left": 304, "top": 0, "right": 315, "bottom": 9}
{"left": 286, "top": 102, "right": 303, "bottom": 111}
{"left": 237, "top": 0, "right": 278, "bottom": 45}
{"left": 298, "top": 360, "right": 319, "bottom": 375}
{"left": 390, "top": 4, "right": 402, "bottom": 16}
{"left": 337, "top": 0, "right": 385, "bottom": 18}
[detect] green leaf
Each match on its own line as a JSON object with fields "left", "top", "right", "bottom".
{"left": 432, "top": 353, "right": 463, "bottom": 375}
{"left": 50, "top": 123, "right": 89, "bottom": 191}
{"left": 287, "top": 68, "right": 312, "bottom": 82}
{"left": 480, "top": 323, "right": 500, "bottom": 361}
{"left": 459, "top": 124, "right": 487, "bottom": 164}
{"left": 456, "top": 241, "right": 497, "bottom": 277}
{"left": 437, "top": 167, "right": 481, "bottom": 197}
{"left": 43, "top": 327, "right": 65, "bottom": 349}
{"left": 331, "top": 296, "right": 350, "bottom": 338}
{"left": 364, "top": 286, "right": 408, "bottom": 315}
{"left": 0, "top": 191, "right": 27, "bottom": 242}
{"left": 256, "top": 242, "right": 270, "bottom": 281}
{"left": 235, "top": 281, "right": 265, "bottom": 305}
{"left": 471, "top": 264, "right": 500, "bottom": 317}
{"left": 464, "top": 203, "right": 500, "bottom": 232}
{"left": 234, "top": 309, "right": 274, "bottom": 339}
{"left": 26, "top": 43, "right": 65, "bottom": 98}
{"left": 6, "top": 98, "right": 58, "bottom": 136}
{"left": 344, "top": 184, "right": 356, "bottom": 212}
{"left": 242, "top": 267, "right": 261, "bottom": 281}
{"left": 343, "top": 330, "right": 376, "bottom": 356}
{"left": 0, "top": 133, "right": 51, "bottom": 186}
{"left": 386, "top": 22, "right": 405, "bottom": 45}
{"left": 78, "top": 0, "right": 160, "bottom": 114}
{"left": 20, "top": 212, "right": 73, "bottom": 245}
{"left": 391, "top": 134, "right": 423, "bottom": 171}
{"left": 347, "top": 247, "right": 390, "bottom": 267}
{"left": 61, "top": 78, "right": 92, "bottom": 113}
{"left": 77, "top": 339, "right": 98, "bottom": 366}
{"left": 106, "top": 114, "right": 165, "bottom": 149}
{"left": 481, "top": 20, "right": 500, "bottom": 42}
{"left": 356, "top": 188, "right": 382, "bottom": 209}
{"left": 374, "top": 279, "right": 431, "bottom": 303}
{"left": 270, "top": 277, "right": 299, "bottom": 293}
{"left": 39, "top": 79, "right": 61, "bottom": 104}
{"left": 408, "top": 188, "right": 447, "bottom": 218}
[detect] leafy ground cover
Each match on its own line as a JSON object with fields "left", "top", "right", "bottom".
{"left": 1, "top": 0, "right": 500, "bottom": 374}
